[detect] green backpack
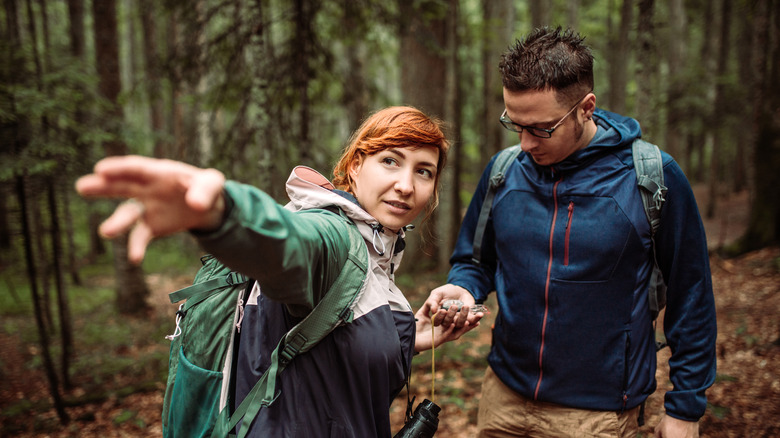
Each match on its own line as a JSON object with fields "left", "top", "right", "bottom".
{"left": 472, "top": 139, "right": 668, "bottom": 337}
{"left": 162, "top": 208, "right": 369, "bottom": 438}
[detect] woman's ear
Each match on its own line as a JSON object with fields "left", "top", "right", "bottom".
{"left": 349, "top": 156, "right": 363, "bottom": 180}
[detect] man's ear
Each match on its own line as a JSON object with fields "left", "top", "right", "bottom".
{"left": 582, "top": 93, "right": 597, "bottom": 120}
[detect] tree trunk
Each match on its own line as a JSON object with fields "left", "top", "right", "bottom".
{"left": 733, "top": 2, "right": 753, "bottom": 193}
{"left": 140, "top": 0, "right": 165, "bottom": 157}
{"left": 24, "top": 0, "right": 55, "bottom": 334}
{"left": 31, "top": 181, "right": 55, "bottom": 333}
{"left": 48, "top": 178, "right": 74, "bottom": 390}
{"left": 0, "top": 187, "right": 10, "bottom": 250}
{"left": 606, "top": 0, "right": 632, "bottom": 114}
{"left": 636, "top": 0, "right": 658, "bottom": 139}
{"left": 66, "top": 0, "right": 94, "bottom": 279}
{"left": 92, "top": 0, "right": 150, "bottom": 314}
{"left": 528, "top": 0, "right": 550, "bottom": 28}
{"left": 168, "top": 11, "right": 185, "bottom": 160}
{"left": 399, "top": 0, "right": 448, "bottom": 270}
{"left": 439, "top": 0, "right": 461, "bottom": 271}
{"left": 341, "top": 0, "right": 369, "bottom": 133}
{"left": 737, "top": 0, "right": 780, "bottom": 252}
{"left": 706, "top": 0, "right": 732, "bottom": 219}
{"left": 480, "top": 0, "right": 515, "bottom": 169}
{"left": 691, "top": 0, "right": 717, "bottom": 183}
{"left": 17, "top": 176, "right": 70, "bottom": 424}
{"left": 4, "top": 0, "right": 68, "bottom": 419}
{"left": 567, "top": 0, "right": 580, "bottom": 30}
{"left": 294, "top": 0, "right": 314, "bottom": 165}
{"left": 663, "top": 0, "right": 687, "bottom": 161}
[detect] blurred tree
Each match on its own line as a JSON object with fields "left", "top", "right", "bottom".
{"left": 736, "top": 0, "right": 780, "bottom": 252}
{"left": 3, "top": 0, "right": 70, "bottom": 423}
{"left": 663, "top": 0, "right": 687, "bottom": 161}
{"left": 30, "top": 0, "right": 75, "bottom": 389}
{"left": 567, "top": 0, "right": 580, "bottom": 30}
{"left": 480, "top": 0, "right": 515, "bottom": 168}
{"left": 92, "top": 0, "right": 151, "bottom": 314}
{"left": 528, "top": 0, "right": 550, "bottom": 28}
{"left": 140, "top": 0, "right": 166, "bottom": 158}
{"left": 706, "top": 0, "right": 732, "bottom": 219}
{"left": 687, "top": 0, "right": 717, "bottom": 183}
{"left": 443, "top": 0, "right": 463, "bottom": 266}
{"left": 399, "top": 0, "right": 448, "bottom": 270}
{"left": 605, "top": 0, "right": 631, "bottom": 115}
{"left": 636, "top": 0, "right": 658, "bottom": 140}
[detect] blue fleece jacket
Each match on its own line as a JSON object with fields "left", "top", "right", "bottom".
{"left": 448, "top": 108, "right": 716, "bottom": 421}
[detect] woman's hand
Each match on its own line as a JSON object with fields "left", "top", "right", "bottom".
{"left": 76, "top": 155, "right": 227, "bottom": 264}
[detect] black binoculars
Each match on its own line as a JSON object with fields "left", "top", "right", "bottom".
{"left": 393, "top": 399, "right": 440, "bottom": 438}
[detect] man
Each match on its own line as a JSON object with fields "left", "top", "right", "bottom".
{"left": 424, "top": 27, "right": 716, "bottom": 437}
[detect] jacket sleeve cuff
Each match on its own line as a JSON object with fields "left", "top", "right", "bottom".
{"left": 663, "top": 389, "right": 708, "bottom": 422}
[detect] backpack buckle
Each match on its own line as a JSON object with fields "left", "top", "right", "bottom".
{"left": 280, "top": 333, "right": 308, "bottom": 366}
{"left": 226, "top": 272, "right": 246, "bottom": 285}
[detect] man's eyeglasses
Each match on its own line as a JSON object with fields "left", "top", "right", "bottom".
{"left": 499, "top": 92, "right": 591, "bottom": 139}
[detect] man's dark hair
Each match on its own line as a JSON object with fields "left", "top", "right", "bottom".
{"left": 499, "top": 26, "right": 594, "bottom": 104}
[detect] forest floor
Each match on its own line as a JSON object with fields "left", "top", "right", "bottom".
{"left": 1, "top": 185, "right": 778, "bottom": 437}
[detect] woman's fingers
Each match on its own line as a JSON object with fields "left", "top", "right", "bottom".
{"left": 99, "top": 199, "right": 145, "bottom": 239}
{"left": 127, "top": 220, "right": 154, "bottom": 265}
{"left": 186, "top": 168, "right": 226, "bottom": 212}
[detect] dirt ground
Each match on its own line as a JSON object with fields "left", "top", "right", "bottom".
{"left": 1, "top": 185, "right": 778, "bottom": 437}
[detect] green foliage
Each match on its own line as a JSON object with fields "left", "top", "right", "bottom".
{"left": 714, "top": 374, "right": 738, "bottom": 383}
{"left": 707, "top": 402, "right": 730, "bottom": 420}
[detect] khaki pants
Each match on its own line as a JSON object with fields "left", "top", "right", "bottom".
{"left": 477, "top": 366, "right": 640, "bottom": 438}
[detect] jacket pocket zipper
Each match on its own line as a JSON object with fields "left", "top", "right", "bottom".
{"left": 564, "top": 202, "right": 574, "bottom": 266}
{"left": 621, "top": 332, "right": 631, "bottom": 413}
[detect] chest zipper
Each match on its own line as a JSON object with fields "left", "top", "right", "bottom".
{"left": 564, "top": 202, "right": 574, "bottom": 266}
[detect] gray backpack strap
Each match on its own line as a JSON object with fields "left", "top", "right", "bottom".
{"left": 472, "top": 145, "right": 523, "bottom": 265}
{"left": 632, "top": 139, "right": 667, "bottom": 236}
{"left": 632, "top": 139, "right": 669, "bottom": 346}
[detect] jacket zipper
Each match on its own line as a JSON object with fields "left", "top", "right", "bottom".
{"left": 564, "top": 202, "right": 574, "bottom": 266}
{"left": 534, "top": 178, "right": 562, "bottom": 400}
{"left": 621, "top": 332, "right": 631, "bottom": 412}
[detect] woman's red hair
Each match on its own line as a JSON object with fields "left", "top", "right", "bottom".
{"left": 332, "top": 106, "right": 449, "bottom": 212}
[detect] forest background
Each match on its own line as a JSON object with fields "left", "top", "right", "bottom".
{"left": 1, "top": 0, "right": 778, "bottom": 436}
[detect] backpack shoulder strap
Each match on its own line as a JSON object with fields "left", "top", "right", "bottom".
{"left": 632, "top": 139, "right": 669, "bottom": 347}
{"left": 632, "top": 139, "right": 667, "bottom": 236}
{"left": 472, "top": 144, "right": 523, "bottom": 265}
{"left": 216, "top": 212, "right": 370, "bottom": 438}
{"left": 168, "top": 272, "right": 248, "bottom": 305}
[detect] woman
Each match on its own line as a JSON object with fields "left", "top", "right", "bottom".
{"left": 76, "top": 106, "right": 479, "bottom": 437}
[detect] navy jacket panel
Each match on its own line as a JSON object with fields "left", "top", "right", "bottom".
{"left": 235, "top": 294, "right": 414, "bottom": 437}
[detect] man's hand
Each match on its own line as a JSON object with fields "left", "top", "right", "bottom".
{"left": 413, "top": 304, "right": 479, "bottom": 352}
{"left": 76, "top": 155, "right": 227, "bottom": 264}
{"left": 655, "top": 414, "right": 699, "bottom": 438}
{"left": 420, "top": 284, "right": 482, "bottom": 329}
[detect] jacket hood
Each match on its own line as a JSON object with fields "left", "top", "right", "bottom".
{"left": 552, "top": 108, "right": 642, "bottom": 173}
{"left": 284, "top": 165, "right": 405, "bottom": 255}
{"left": 284, "top": 166, "right": 373, "bottom": 221}
{"left": 284, "top": 165, "right": 412, "bottom": 313}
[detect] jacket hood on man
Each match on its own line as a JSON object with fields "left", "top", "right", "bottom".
{"left": 551, "top": 108, "right": 643, "bottom": 173}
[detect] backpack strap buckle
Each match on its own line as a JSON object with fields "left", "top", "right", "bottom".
{"left": 279, "top": 333, "right": 308, "bottom": 367}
